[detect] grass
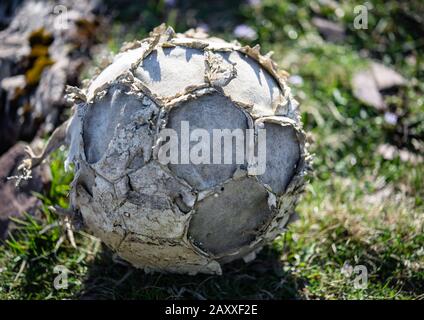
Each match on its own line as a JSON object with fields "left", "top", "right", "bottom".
{"left": 0, "top": 0, "right": 423, "bottom": 299}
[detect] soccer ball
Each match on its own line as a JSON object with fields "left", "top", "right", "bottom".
{"left": 65, "top": 25, "right": 309, "bottom": 275}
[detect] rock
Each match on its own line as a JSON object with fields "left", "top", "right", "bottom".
{"left": 0, "top": 74, "right": 25, "bottom": 92}
{"left": 0, "top": 0, "right": 101, "bottom": 155}
{"left": 377, "top": 143, "right": 423, "bottom": 164}
{"left": 370, "top": 62, "right": 406, "bottom": 90}
{"left": 0, "top": 0, "right": 23, "bottom": 30}
{"left": 352, "top": 69, "right": 385, "bottom": 110}
{"left": 0, "top": 143, "right": 51, "bottom": 240}
{"left": 312, "top": 17, "right": 345, "bottom": 42}
{"left": 351, "top": 62, "right": 406, "bottom": 110}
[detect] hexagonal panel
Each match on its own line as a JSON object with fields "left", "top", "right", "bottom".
{"left": 166, "top": 93, "right": 250, "bottom": 190}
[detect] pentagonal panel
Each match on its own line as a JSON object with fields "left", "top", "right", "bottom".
{"left": 135, "top": 46, "right": 206, "bottom": 98}
{"left": 218, "top": 51, "right": 281, "bottom": 117}
{"left": 188, "top": 177, "right": 273, "bottom": 256}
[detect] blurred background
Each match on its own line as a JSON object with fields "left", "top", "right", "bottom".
{"left": 0, "top": 0, "right": 422, "bottom": 299}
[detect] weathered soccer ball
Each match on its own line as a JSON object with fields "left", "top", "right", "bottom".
{"left": 64, "top": 25, "right": 310, "bottom": 275}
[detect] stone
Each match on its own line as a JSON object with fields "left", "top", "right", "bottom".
{"left": 312, "top": 17, "right": 345, "bottom": 42}
{"left": 0, "top": 143, "right": 50, "bottom": 239}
